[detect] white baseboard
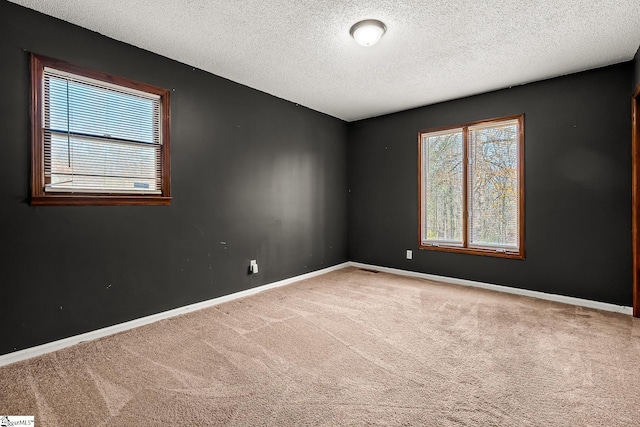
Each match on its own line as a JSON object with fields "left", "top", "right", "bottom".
{"left": 2, "top": 261, "right": 631, "bottom": 367}
{"left": 0, "top": 262, "right": 350, "bottom": 368}
{"left": 348, "top": 262, "right": 633, "bottom": 316}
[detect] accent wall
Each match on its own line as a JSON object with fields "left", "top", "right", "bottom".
{"left": 0, "top": 1, "right": 348, "bottom": 356}
{"left": 348, "top": 63, "right": 634, "bottom": 306}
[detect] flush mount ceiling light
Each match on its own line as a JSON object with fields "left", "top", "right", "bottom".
{"left": 349, "top": 19, "right": 387, "bottom": 47}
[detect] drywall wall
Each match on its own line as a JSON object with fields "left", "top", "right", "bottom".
{"left": 348, "top": 63, "right": 633, "bottom": 306}
{"left": 0, "top": 1, "right": 348, "bottom": 356}
{"left": 635, "top": 46, "right": 640, "bottom": 91}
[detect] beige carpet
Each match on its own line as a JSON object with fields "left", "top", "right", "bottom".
{"left": 1, "top": 267, "right": 639, "bottom": 426}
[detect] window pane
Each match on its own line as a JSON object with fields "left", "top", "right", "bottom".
{"left": 468, "top": 122, "right": 519, "bottom": 249}
{"left": 46, "top": 132, "right": 160, "bottom": 193}
{"left": 47, "top": 75, "right": 158, "bottom": 144}
{"left": 422, "top": 131, "right": 464, "bottom": 244}
{"left": 48, "top": 134, "right": 159, "bottom": 181}
{"left": 42, "top": 68, "right": 163, "bottom": 195}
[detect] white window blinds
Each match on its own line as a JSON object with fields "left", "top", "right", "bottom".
{"left": 42, "top": 67, "right": 162, "bottom": 194}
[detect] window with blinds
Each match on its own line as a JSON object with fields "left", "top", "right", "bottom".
{"left": 419, "top": 115, "right": 524, "bottom": 259}
{"left": 31, "top": 54, "right": 171, "bottom": 205}
{"left": 421, "top": 129, "right": 464, "bottom": 246}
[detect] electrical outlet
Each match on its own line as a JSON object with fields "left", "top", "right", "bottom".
{"left": 250, "top": 260, "right": 259, "bottom": 273}
{"left": 406, "top": 250, "right": 412, "bottom": 260}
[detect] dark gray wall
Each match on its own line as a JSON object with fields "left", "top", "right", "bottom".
{"left": 635, "top": 46, "right": 640, "bottom": 90}
{"left": 0, "top": 1, "right": 348, "bottom": 356}
{"left": 348, "top": 63, "right": 633, "bottom": 306}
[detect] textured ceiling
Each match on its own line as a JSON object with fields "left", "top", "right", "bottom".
{"left": 9, "top": 0, "right": 640, "bottom": 121}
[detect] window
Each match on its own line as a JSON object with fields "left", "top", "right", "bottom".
{"left": 30, "top": 54, "right": 171, "bottom": 205}
{"left": 419, "top": 115, "right": 524, "bottom": 259}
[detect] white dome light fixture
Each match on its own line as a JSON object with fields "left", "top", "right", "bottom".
{"left": 350, "top": 19, "right": 387, "bottom": 47}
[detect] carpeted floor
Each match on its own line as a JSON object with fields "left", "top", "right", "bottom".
{"left": 1, "top": 267, "right": 639, "bottom": 426}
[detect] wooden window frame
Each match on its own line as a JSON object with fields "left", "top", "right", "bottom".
{"left": 30, "top": 54, "right": 171, "bottom": 206}
{"left": 418, "top": 114, "right": 525, "bottom": 259}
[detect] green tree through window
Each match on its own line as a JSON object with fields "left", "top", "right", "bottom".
{"left": 419, "top": 116, "right": 524, "bottom": 259}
